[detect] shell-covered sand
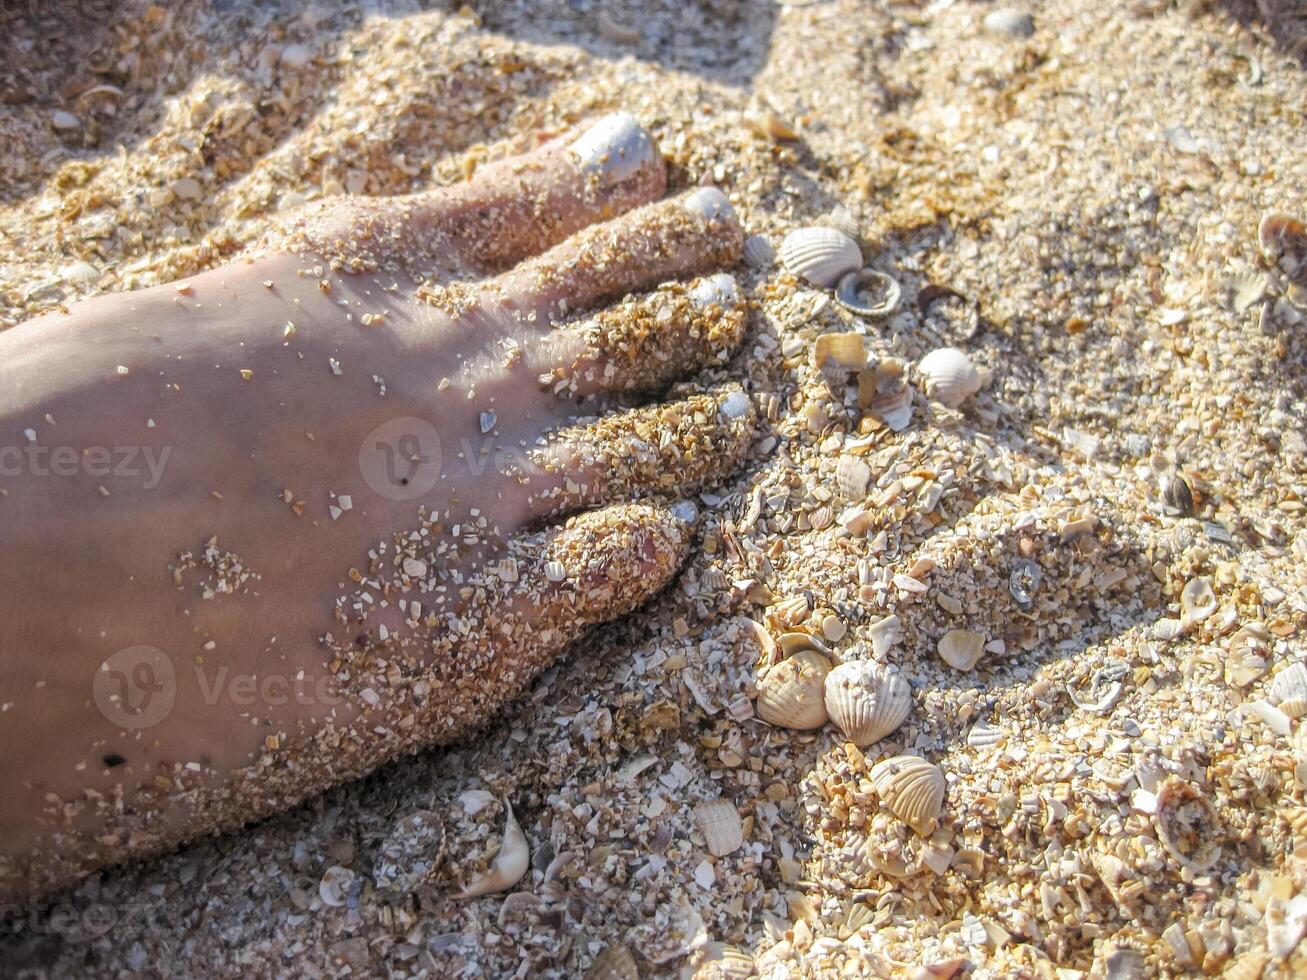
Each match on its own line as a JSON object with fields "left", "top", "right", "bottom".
{"left": 2, "top": 0, "right": 1306, "bottom": 976}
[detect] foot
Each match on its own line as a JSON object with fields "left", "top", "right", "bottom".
{"left": 0, "top": 113, "right": 753, "bottom": 902}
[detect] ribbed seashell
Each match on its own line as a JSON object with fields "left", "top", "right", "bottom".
{"left": 700, "top": 566, "right": 729, "bottom": 592}
{"left": 755, "top": 649, "right": 831, "bottom": 729}
{"left": 937, "top": 629, "right": 985, "bottom": 671}
{"left": 1221, "top": 952, "right": 1269, "bottom": 980}
{"left": 836, "top": 455, "right": 872, "bottom": 500}
{"left": 811, "top": 331, "right": 868, "bottom": 370}
{"left": 918, "top": 347, "right": 981, "bottom": 408}
{"left": 967, "top": 720, "right": 1004, "bottom": 748}
{"left": 693, "top": 799, "right": 743, "bottom": 857}
{"left": 743, "top": 234, "right": 775, "bottom": 271}
{"left": 544, "top": 560, "right": 568, "bottom": 583}
{"left": 823, "top": 661, "right": 912, "bottom": 747}
{"left": 1154, "top": 778, "right": 1221, "bottom": 873}
{"left": 586, "top": 943, "right": 640, "bottom": 980}
{"left": 836, "top": 269, "right": 900, "bottom": 317}
{"left": 869, "top": 755, "right": 946, "bottom": 836}
{"left": 983, "top": 8, "right": 1035, "bottom": 37}
{"left": 693, "top": 942, "right": 755, "bottom": 979}
{"left": 1271, "top": 662, "right": 1307, "bottom": 718}
{"left": 779, "top": 227, "right": 862, "bottom": 288}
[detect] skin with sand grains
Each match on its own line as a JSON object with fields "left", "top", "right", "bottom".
{"left": 0, "top": 113, "right": 754, "bottom": 903}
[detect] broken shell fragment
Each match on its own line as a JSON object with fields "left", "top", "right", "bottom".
{"left": 869, "top": 755, "right": 946, "bottom": 836}
{"left": 835, "top": 269, "right": 901, "bottom": 317}
{"left": 586, "top": 943, "right": 640, "bottom": 980}
{"left": 812, "top": 331, "right": 869, "bottom": 371}
{"left": 1179, "top": 576, "right": 1217, "bottom": 630}
{"left": 918, "top": 347, "right": 982, "bottom": 408}
{"left": 1270, "top": 661, "right": 1307, "bottom": 718}
{"left": 937, "top": 629, "right": 986, "bottom": 671}
{"left": 1009, "top": 558, "right": 1042, "bottom": 606}
{"left": 693, "top": 942, "right": 756, "bottom": 979}
{"left": 755, "top": 649, "right": 831, "bottom": 729}
{"left": 779, "top": 227, "right": 862, "bottom": 288}
{"left": 1154, "top": 778, "right": 1221, "bottom": 873}
{"left": 967, "top": 720, "right": 1004, "bottom": 749}
{"left": 823, "top": 660, "right": 912, "bottom": 747}
{"left": 867, "top": 614, "right": 902, "bottom": 657}
{"left": 1258, "top": 211, "right": 1306, "bottom": 267}
{"left": 455, "top": 799, "right": 530, "bottom": 898}
{"left": 693, "top": 799, "right": 744, "bottom": 857}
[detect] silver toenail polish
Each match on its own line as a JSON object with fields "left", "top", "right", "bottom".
{"left": 682, "top": 187, "right": 734, "bottom": 221}
{"left": 719, "top": 389, "right": 751, "bottom": 420}
{"left": 670, "top": 499, "right": 699, "bottom": 525}
{"left": 570, "top": 112, "right": 656, "bottom": 184}
{"left": 690, "top": 273, "right": 741, "bottom": 309}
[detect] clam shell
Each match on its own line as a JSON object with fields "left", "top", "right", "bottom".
{"left": 755, "top": 649, "right": 831, "bottom": 729}
{"left": 812, "top": 331, "right": 868, "bottom": 370}
{"left": 869, "top": 755, "right": 945, "bottom": 836}
{"left": 743, "top": 234, "right": 775, "bottom": 271}
{"left": 779, "top": 227, "right": 862, "bottom": 288}
{"left": 836, "top": 269, "right": 901, "bottom": 317}
{"left": 966, "top": 720, "right": 1004, "bottom": 749}
{"left": 1270, "top": 662, "right": 1307, "bottom": 718}
{"left": 937, "top": 629, "right": 985, "bottom": 671}
{"left": 693, "top": 942, "right": 755, "bottom": 979}
{"left": 918, "top": 347, "right": 981, "bottom": 408}
{"left": 836, "top": 455, "right": 872, "bottom": 500}
{"left": 823, "top": 661, "right": 912, "bottom": 747}
{"left": 1154, "top": 778, "right": 1221, "bottom": 873}
{"left": 693, "top": 799, "right": 743, "bottom": 857}
{"left": 586, "top": 943, "right": 640, "bottom": 980}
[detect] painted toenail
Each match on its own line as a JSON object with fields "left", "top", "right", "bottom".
{"left": 670, "top": 499, "right": 699, "bottom": 525}
{"left": 682, "top": 187, "right": 734, "bottom": 221}
{"left": 570, "top": 112, "right": 657, "bottom": 184}
{"left": 690, "top": 273, "right": 741, "bottom": 309}
{"left": 719, "top": 389, "right": 751, "bottom": 420}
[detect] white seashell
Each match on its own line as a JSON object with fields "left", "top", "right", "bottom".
{"left": 743, "top": 234, "right": 776, "bottom": 271}
{"left": 867, "top": 385, "right": 914, "bottom": 431}
{"left": 693, "top": 799, "right": 743, "bottom": 857}
{"left": 869, "top": 755, "right": 946, "bottom": 836}
{"left": 778, "top": 631, "right": 832, "bottom": 657}
{"left": 779, "top": 227, "right": 862, "bottom": 288}
{"left": 937, "top": 629, "right": 985, "bottom": 671}
{"left": 585, "top": 943, "right": 640, "bottom": 980}
{"left": 967, "top": 720, "right": 1004, "bottom": 748}
{"left": 755, "top": 649, "right": 831, "bottom": 729}
{"left": 836, "top": 269, "right": 900, "bottom": 317}
{"left": 693, "top": 942, "right": 755, "bottom": 979}
{"left": 811, "top": 331, "right": 868, "bottom": 370}
{"left": 836, "top": 455, "right": 872, "bottom": 500}
{"left": 61, "top": 260, "right": 100, "bottom": 287}
{"left": 456, "top": 799, "right": 530, "bottom": 898}
{"left": 1153, "top": 778, "right": 1221, "bottom": 873}
{"left": 1271, "top": 662, "right": 1307, "bottom": 718}
{"left": 1264, "top": 894, "right": 1307, "bottom": 959}
{"left": 1179, "top": 576, "right": 1217, "bottom": 630}
{"left": 867, "top": 614, "right": 902, "bottom": 657}
{"left": 544, "top": 560, "right": 568, "bottom": 583}
{"left": 823, "top": 661, "right": 912, "bottom": 747}
{"left": 319, "top": 865, "right": 357, "bottom": 907}
{"left": 917, "top": 347, "right": 982, "bottom": 408}
{"left": 983, "top": 8, "right": 1034, "bottom": 37}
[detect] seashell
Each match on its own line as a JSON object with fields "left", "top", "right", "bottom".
{"left": 869, "top": 755, "right": 946, "bottom": 836}
{"left": 1008, "top": 558, "right": 1042, "bottom": 605}
{"left": 1221, "top": 952, "right": 1269, "bottom": 980}
{"left": 836, "top": 269, "right": 901, "bottom": 318}
{"left": 867, "top": 385, "right": 914, "bottom": 431}
{"left": 586, "top": 943, "right": 640, "bottom": 980}
{"left": 693, "top": 942, "right": 755, "bottom": 979}
{"left": 1163, "top": 473, "right": 1194, "bottom": 516}
{"left": 967, "top": 719, "right": 1004, "bottom": 749}
{"left": 1179, "top": 576, "right": 1217, "bottom": 630}
{"left": 61, "top": 260, "right": 100, "bottom": 287}
{"left": 983, "top": 8, "right": 1035, "bottom": 37}
{"left": 745, "top": 110, "right": 799, "bottom": 142}
{"left": 743, "top": 234, "right": 775, "bottom": 271}
{"left": 778, "top": 631, "right": 832, "bottom": 657}
{"left": 544, "top": 560, "right": 568, "bottom": 583}
{"left": 1248, "top": 698, "right": 1292, "bottom": 736}
{"left": 373, "top": 809, "right": 446, "bottom": 892}
{"left": 755, "top": 649, "right": 831, "bottom": 729}
{"left": 1102, "top": 949, "right": 1146, "bottom": 980}
{"left": 823, "top": 661, "right": 912, "bottom": 747}
{"left": 937, "top": 629, "right": 985, "bottom": 671}
{"left": 811, "top": 331, "right": 868, "bottom": 370}
{"left": 1153, "top": 778, "right": 1221, "bottom": 873}
{"left": 867, "top": 614, "right": 902, "bottom": 657}
{"left": 693, "top": 799, "right": 743, "bottom": 857}
{"left": 1264, "top": 894, "right": 1307, "bottom": 959}
{"left": 917, "top": 347, "right": 982, "bottom": 408}
{"left": 456, "top": 799, "right": 530, "bottom": 898}
{"left": 836, "top": 455, "right": 872, "bottom": 500}
{"left": 1270, "top": 661, "right": 1307, "bottom": 718}
{"left": 742, "top": 617, "right": 778, "bottom": 665}
{"left": 319, "top": 865, "right": 358, "bottom": 907}
{"left": 1226, "top": 271, "right": 1269, "bottom": 313}
{"left": 779, "top": 227, "right": 862, "bottom": 288}
{"left": 1257, "top": 211, "right": 1306, "bottom": 268}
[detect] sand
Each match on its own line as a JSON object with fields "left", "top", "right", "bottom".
{"left": 1, "top": 0, "right": 1305, "bottom": 976}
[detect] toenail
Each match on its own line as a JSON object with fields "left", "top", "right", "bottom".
{"left": 670, "top": 499, "right": 699, "bottom": 525}
{"left": 690, "top": 273, "right": 741, "bottom": 309}
{"left": 719, "top": 389, "right": 751, "bottom": 420}
{"left": 570, "top": 112, "right": 657, "bottom": 184}
{"left": 682, "top": 187, "right": 734, "bottom": 221}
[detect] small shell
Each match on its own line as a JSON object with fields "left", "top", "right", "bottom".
{"left": 1179, "top": 576, "right": 1217, "bottom": 630}
{"left": 1102, "top": 950, "right": 1146, "bottom": 980}
{"left": 455, "top": 799, "right": 530, "bottom": 898}
{"left": 983, "top": 8, "right": 1035, "bottom": 37}
{"left": 779, "top": 227, "right": 862, "bottom": 288}
{"left": 319, "top": 865, "right": 358, "bottom": 907}
{"left": 544, "top": 560, "right": 568, "bottom": 583}
{"left": 917, "top": 347, "right": 982, "bottom": 408}
{"left": 836, "top": 455, "right": 872, "bottom": 500}
{"left": 867, "top": 614, "right": 902, "bottom": 657}
{"left": 812, "top": 331, "right": 869, "bottom": 370}
{"left": 743, "top": 235, "right": 776, "bottom": 271}
{"left": 1227, "top": 271, "right": 1269, "bottom": 313}
{"left": 937, "top": 629, "right": 985, "bottom": 671}
{"left": 869, "top": 755, "right": 946, "bottom": 836}
{"left": 866, "top": 385, "right": 914, "bottom": 431}
{"left": 693, "top": 799, "right": 744, "bottom": 857}
{"left": 1164, "top": 473, "right": 1195, "bottom": 516}
{"left": 967, "top": 720, "right": 1004, "bottom": 749}
{"left": 1270, "top": 662, "right": 1307, "bottom": 718}
{"left": 1154, "top": 778, "right": 1221, "bottom": 873}
{"left": 823, "top": 661, "right": 912, "bottom": 747}
{"left": 755, "top": 649, "right": 831, "bottom": 729}
{"left": 778, "top": 631, "right": 832, "bottom": 657}
{"left": 1258, "top": 211, "right": 1306, "bottom": 265}
{"left": 836, "top": 269, "right": 901, "bottom": 317}
{"left": 1009, "top": 558, "right": 1042, "bottom": 605}
{"left": 745, "top": 110, "right": 799, "bottom": 142}
{"left": 586, "top": 943, "right": 640, "bottom": 980}
{"left": 1264, "top": 894, "right": 1307, "bottom": 959}
{"left": 693, "top": 942, "right": 756, "bottom": 979}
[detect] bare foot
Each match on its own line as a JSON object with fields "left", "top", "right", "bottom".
{"left": 0, "top": 113, "right": 752, "bottom": 902}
